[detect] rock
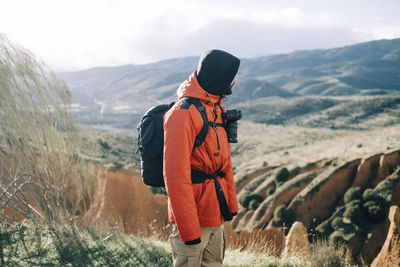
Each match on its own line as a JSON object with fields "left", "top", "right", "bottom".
{"left": 288, "top": 160, "right": 360, "bottom": 228}
{"left": 231, "top": 210, "right": 246, "bottom": 229}
{"left": 236, "top": 167, "right": 273, "bottom": 192}
{"left": 283, "top": 221, "right": 310, "bottom": 258}
{"left": 351, "top": 154, "right": 382, "bottom": 189}
{"left": 235, "top": 210, "right": 254, "bottom": 230}
{"left": 371, "top": 205, "right": 400, "bottom": 267}
{"left": 246, "top": 171, "right": 318, "bottom": 231}
{"left": 377, "top": 150, "right": 400, "bottom": 185}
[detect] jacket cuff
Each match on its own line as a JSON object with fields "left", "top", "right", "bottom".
{"left": 185, "top": 238, "right": 201, "bottom": 245}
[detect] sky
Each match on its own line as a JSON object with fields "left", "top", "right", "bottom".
{"left": 1, "top": 0, "right": 400, "bottom": 72}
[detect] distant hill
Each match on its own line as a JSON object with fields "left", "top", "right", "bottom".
{"left": 58, "top": 38, "right": 400, "bottom": 132}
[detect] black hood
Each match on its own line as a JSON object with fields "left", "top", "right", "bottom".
{"left": 196, "top": 49, "right": 240, "bottom": 96}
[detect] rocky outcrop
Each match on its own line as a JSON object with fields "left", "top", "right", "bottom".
{"left": 288, "top": 159, "right": 360, "bottom": 228}
{"left": 237, "top": 173, "right": 271, "bottom": 203}
{"left": 236, "top": 167, "right": 274, "bottom": 192}
{"left": 374, "top": 169, "right": 400, "bottom": 202}
{"left": 235, "top": 210, "right": 255, "bottom": 230}
{"left": 351, "top": 154, "right": 382, "bottom": 189}
{"left": 376, "top": 150, "right": 400, "bottom": 185}
{"left": 361, "top": 216, "right": 391, "bottom": 264}
{"left": 245, "top": 171, "right": 319, "bottom": 231}
{"left": 283, "top": 221, "right": 310, "bottom": 258}
{"left": 371, "top": 205, "right": 400, "bottom": 267}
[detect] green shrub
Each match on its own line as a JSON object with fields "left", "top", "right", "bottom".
{"left": 289, "top": 166, "right": 301, "bottom": 177}
{"left": 331, "top": 217, "right": 345, "bottom": 231}
{"left": 239, "top": 192, "right": 263, "bottom": 209}
{"left": 343, "top": 200, "right": 365, "bottom": 225}
{"left": 363, "top": 199, "right": 389, "bottom": 223}
{"left": 113, "top": 161, "right": 124, "bottom": 169}
{"left": 99, "top": 139, "right": 110, "bottom": 150}
{"left": 362, "top": 188, "right": 375, "bottom": 201}
{"left": 275, "top": 167, "right": 290, "bottom": 183}
{"left": 267, "top": 187, "right": 275, "bottom": 196}
{"left": 249, "top": 199, "right": 259, "bottom": 210}
{"left": 344, "top": 187, "right": 362, "bottom": 204}
{"left": 315, "top": 221, "right": 333, "bottom": 238}
{"left": 239, "top": 191, "right": 250, "bottom": 208}
{"left": 262, "top": 161, "right": 268, "bottom": 167}
{"left": 272, "top": 205, "right": 296, "bottom": 228}
{"left": 329, "top": 231, "right": 345, "bottom": 246}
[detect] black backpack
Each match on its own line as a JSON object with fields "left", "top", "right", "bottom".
{"left": 137, "top": 97, "right": 209, "bottom": 187}
{"left": 137, "top": 97, "right": 235, "bottom": 221}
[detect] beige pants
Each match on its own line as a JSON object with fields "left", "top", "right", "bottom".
{"left": 170, "top": 224, "right": 225, "bottom": 267}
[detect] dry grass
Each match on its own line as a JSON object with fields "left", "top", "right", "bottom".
{"left": 0, "top": 35, "right": 100, "bottom": 222}
{"left": 309, "top": 239, "right": 355, "bottom": 267}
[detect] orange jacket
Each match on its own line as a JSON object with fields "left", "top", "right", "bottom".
{"left": 163, "top": 71, "right": 238, "bottom": 242}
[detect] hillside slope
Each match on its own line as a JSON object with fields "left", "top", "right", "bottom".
{"left": 58, "top": 38, "right": 400, "bottom": 132}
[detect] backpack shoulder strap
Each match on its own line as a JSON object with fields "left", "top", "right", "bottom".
{"left": 180, "top": 97, "right": 208, "bottom": 149}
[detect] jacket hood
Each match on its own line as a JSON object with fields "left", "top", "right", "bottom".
{"left": 196, "top": 49, "right": 240, "bottom": 96}
{"left": 177, "top": 71, "right": 223, "bottom": 104}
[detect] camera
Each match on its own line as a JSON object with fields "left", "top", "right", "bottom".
{"left": 222, "top": 109, "right": 242, "bottom": 143}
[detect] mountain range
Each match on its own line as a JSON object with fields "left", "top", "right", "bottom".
{"left": 58, "top": 38, "right": 400, "bottom": 132}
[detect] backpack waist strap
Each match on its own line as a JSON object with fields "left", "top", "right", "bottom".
{"left": 190, "top": 166, "right": 233, "bottom": 222}
{"left": 191, "top": 168, "right": 226, "bottom": 184}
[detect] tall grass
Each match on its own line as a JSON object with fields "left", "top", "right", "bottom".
{"left": 0, "top": 35, "right": 99, "bottom": 222}
{"left": 0, "top": 219, "right": 172, "bottom": 266}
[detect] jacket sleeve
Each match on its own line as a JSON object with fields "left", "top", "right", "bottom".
{"left": 163, "top": 107, "right": 201, "bottom": 242}
{"left": 223, "top": 144, "right": 239, "bottom": 214}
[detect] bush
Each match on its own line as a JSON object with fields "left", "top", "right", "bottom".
{"left": 343, "top": 200, "right": 365, "bottom": 226}
{"left": 289, "top": 166, "right": 301, "bottom": 177}
{"left": 267, "top": 187, "right": 275, "bottom": 196}
{"left": 249, "top": 199, "right": 259, "bottom": 210}
{"left": 363, "top": 199, "right": 389, "bottom": 223}
{"left": 262, "top": 161, "right": 268, "bottom": 167}
{"left": 315, "top": 221, "right": 333, "bottom": 238}
{"left": 344, "top": 187, "right": 362, "bottom": 204}
{"left": 99, "top": 139, "right": 110, "bottom": 150}
{"left": 329, "top": 231, "right": 345, "bottom": 246}
{"left": 239, "top": 192, "right": 263, "bottom": 209}
{"left": 113, "top": 162, "right": 124, "bottom": 169}
{"left": 275, "top": 167, "right": 290, "bottom": 183}
{"left": 362, "top": 188, "right": 375, "bottom": 201}
{"left": 272, "top": 205, "right": 296, "bottom": 228}
{"left": 331, "top": 217, "right": 345, "bottom": 231}
{"left": 0, "top": 36, "right": 99, "bottom": 221}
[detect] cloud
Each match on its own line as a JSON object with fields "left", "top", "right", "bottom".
{"left": 1, "top": 1, "right": 399, "bottom": 71}
{"left": 132, "top": 18, "right": 364, "bottom": 61}
{"left": 352, "top": 25, "right": 400, "bottom": 41}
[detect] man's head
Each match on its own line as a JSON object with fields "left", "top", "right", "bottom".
{"left": 196, "top": 49, "right": 240, "bottom": 96}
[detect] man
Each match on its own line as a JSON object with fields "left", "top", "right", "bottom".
{"left": 163, "top": 49, "right": 240, "bottom": 267}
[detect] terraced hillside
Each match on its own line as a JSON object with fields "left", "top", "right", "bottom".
{"left": 232, "top": 149, "right": 400, "bottom": 262}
